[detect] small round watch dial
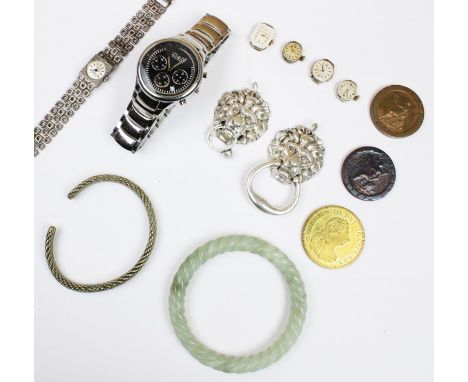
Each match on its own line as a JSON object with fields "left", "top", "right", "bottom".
{"left": 282, "top": 41, "right": 304, "bottom": 63}
{"left": 154, "top": 72, "right": 170, "bottom": 87}
{"left": 151, "top": 55, "right": 167, "bottom": 70}
{"left": 172, "top": 69, "right": 188, "bottom": 85}
{"left": 86, "top": 60, "right": 106, "bottom": 80}
{"left": 311, "top": 59, "right": 334, "bottom": 83}
{"left": 337, "top": 80, "right": 359, "bottom": 102}
{"left": 139, "top": 40, "right": 199, "bottom": 97}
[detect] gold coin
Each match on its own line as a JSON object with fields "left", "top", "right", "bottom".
{"left": 302, "top": 205, "right": 365, "bottom": 269}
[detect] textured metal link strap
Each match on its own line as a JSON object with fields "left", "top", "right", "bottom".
{"left": 44, "top": 174, "right": 157, "bottom": 293}
{"left": 103, "top": 0, "right": 172, "bottom": 65}
{"left": 34, "top": 75, "right": 94, "bottom": 156}
{"left": 34, "top": 0, "right": 173, "bottom": 157}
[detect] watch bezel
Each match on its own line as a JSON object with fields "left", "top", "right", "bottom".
{"left": 86, "top": 60, "right": 107, "bottom": 80}
{"left": 82, "top": 52, "right": 115, "bottom": 84}
{"left": 137, "top": 37, "right": 204, "bottom": 102}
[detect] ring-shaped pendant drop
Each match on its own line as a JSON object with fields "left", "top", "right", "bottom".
{"left": 247, "top": 160, "right": 301, "bottom": 215}
{"left": 246, "top": 124, "right": 324, "bottom": 215}
{"left": 44, "top": 174, "right": 157, "bottom": 293}
{"left": 169, "top": 235, "right": 307, "bottom": 373}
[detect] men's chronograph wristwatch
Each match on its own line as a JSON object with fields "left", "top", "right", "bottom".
{"left": 111, "top": 14, "right": 230, "bottom": 152}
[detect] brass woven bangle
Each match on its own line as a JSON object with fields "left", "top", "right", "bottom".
{"left": 44, "top": 174, "right": 157, "bottom": 293}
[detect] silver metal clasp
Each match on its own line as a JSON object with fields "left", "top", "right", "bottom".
{"left": 247, "top": 160, "right": 302, "bottom": 215}
{"left": 246, "top": 124, "right": 325, "bottom": 215}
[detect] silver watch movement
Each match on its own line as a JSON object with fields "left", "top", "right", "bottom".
{"left": 112, "top": 14, "right": 230, "bottom": 153}
{"left": 337, "top": 80, "right": 360, "bottom": 102}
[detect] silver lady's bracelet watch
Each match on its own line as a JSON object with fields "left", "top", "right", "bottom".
{"left": 34, "top": 0, "right": 174, "bottom": 157}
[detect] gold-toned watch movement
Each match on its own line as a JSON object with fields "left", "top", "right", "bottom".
{"left": 282, "top": 41, "right": 305, "bottom": 63}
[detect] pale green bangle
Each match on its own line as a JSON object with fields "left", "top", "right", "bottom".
{"left": 169, "top": 235, "right": 307, "bottom": 373}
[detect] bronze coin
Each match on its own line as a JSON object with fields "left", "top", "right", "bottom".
{"left": 370, "top": 85, "right": 424, "bottom": 137}
{"left": 341, "top": 146, "right": 396, "bottom": 201}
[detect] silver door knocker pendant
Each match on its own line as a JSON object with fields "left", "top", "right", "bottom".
{"left": 207, "top": 83, "right": 270, "bottom": 158}
{"left": 247, "top": 124, "right": 325, "bottom": 215}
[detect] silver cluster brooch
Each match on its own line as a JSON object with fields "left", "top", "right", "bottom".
{"left": 207, "top": 83, "right": 270, "bottom": 158}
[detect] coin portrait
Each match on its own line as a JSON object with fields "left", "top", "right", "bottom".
{"left": 341, "top": 146, "right": 396, "bottom": 201}
{"left": 370, "top": 85, "right": 424, "bottom": 137}
{"left": 302, "top": 205, "right": 365, "bottom": 269}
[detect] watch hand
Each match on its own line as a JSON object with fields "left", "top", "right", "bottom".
{"left": 167, "top": 52, "right": 172, "bottom": 70}
{"left": 171, "top": 60, "right": 185, "bottom": 70}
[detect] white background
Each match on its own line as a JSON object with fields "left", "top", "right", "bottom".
{"left": 34, "top": 1, "right": 433, "bottom": 381}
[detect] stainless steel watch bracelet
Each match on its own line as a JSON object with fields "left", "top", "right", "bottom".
{"left": 185, "top": 14, "right": 231, "bottom": 63}
{"left": 112, "top": 84, "right": 173, "bottom": 152}
{"left": 112, "top": 14, "right": 230, "bottom": 153}
{"left": 34, "top": 0, "right": 174, "bottom": 157}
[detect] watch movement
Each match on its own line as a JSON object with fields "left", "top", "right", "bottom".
{"left": 282, "top": 41, "right": 305, "bottom": 63}
{"left": 337, "top": 80, "right": 360, "bottom": 102}
{"left": 310, "top": 59, "right": 334, "bottom": 84}
{"left": 249, "top": 23, "right": 275, "bottom": 51}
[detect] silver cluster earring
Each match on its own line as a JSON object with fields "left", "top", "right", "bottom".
{"left": 207, "top": 83, "right": 270, "bottom": 158}
{"left": 246, "top": 124, "right": 325, "bottom": 215}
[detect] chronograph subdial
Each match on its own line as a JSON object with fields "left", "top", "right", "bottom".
{"left": 154, "top": 72, "right": 170, "bottom": 88}
{"left": 151, "top": 55, "right": 167, "bottom": 71}
{"left": 172, "top": 69, "right": 189, "bottom": 85}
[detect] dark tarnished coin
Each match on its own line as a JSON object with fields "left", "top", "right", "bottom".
{"left": 370, "top": 85, "right": 424, "bottom": 137}
{"left": 341, "top": 147, "right": 396, "bottom": 201}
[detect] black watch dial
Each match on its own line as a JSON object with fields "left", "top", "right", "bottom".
{"left": 140, "top": 40, "right": 199, "bottom": 97}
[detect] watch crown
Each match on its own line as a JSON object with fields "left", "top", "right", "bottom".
{"left": 179, "top": 99, "right": 187, "bottom": 105}
{"left": 203, "top": 72, "right": 208, "bottom": 78}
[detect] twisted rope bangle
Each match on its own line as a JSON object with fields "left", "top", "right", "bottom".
{"left": 44, "top": 174, "right": 157, "bottom": 293}
{"left": 169, "top": 235, "right": 307, "bottom": 373}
